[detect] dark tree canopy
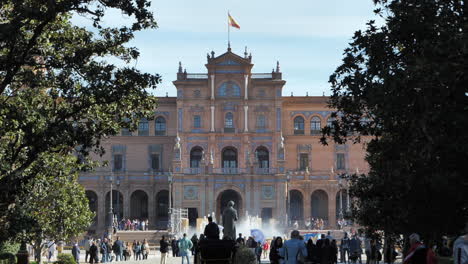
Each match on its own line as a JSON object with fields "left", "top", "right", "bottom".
{"left": 0, "top": 0, "right": 160, "bottom": 241}
{"left": 323, "top": 0, "right": 468, "bottom": 240}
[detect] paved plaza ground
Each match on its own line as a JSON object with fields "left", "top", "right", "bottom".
{"left": 45, "top": 249, "right": 397, "bottom": 264}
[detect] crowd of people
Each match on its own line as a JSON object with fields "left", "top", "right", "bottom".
{"left": 114, "top": 218, "right": 149, "bottom": 231}
{"left": 81, "top": 236, "right": 151, "bottom": 263}
{"left": 290, "top": 218, "right": 328, "bottom": 230}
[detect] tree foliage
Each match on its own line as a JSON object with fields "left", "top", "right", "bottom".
{"left": 323, "top": 0, "right": 468, "bottom": 240}
{"left": 0, "top": 0, "right": 160, "bottom": 241}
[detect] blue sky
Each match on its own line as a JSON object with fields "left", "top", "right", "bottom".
{"left": 73, "top": 0, "right": 379, "bottom": 97}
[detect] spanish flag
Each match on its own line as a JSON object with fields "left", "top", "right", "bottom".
{"left": 228, "top": 13, "right": 240, "bottom": 29}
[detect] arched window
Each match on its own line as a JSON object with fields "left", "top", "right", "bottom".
{"left": 218, "top": 81, "right": 241, "bottom": 97}
{"left": 294, "top": 116, "right": 304, "bottom": 135}
{"left": 222, "top": 147, "right": 237, "bottom": 169}
{"left": 138, "top": 118, "right": 149, "bottom": 136}
{"left": 310, "top": 116, "right": 321, "bottom": 134}
{"left": 256, "top": 147, "right": 269, "bottom": 168}
{"left": 224, "top": 112, "right": 234, "bottom": 132}
{"left": 155, "top": 116, "right": 166, "bottom": 135}
{"left": 190, "top": 147, "right": 203, "bottom": 168}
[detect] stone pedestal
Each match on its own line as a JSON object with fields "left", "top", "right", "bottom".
{"left": 16, "top": 242, "right": 29, "bottom": 264}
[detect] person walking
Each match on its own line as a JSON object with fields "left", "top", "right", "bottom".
{"left": 341, "top": 232, "right": 351, "bottom": 264}
{"left": 178, "top": 233, "right": 193, "bottom": 264}
{"left": 263, "top": 241, "right": 270, "bottom": 260}
{"left": 269, "top": 237, "right": 284, "bottom": 264}
{"left": 403, "top": 233, "right": 436, "bottom": 264}
{"left": 160, "top": 235, "right": 169, "bottom": 264}
{"left": 142, "top": 239, "right": 150, "bottom": 260}
{"left": 89, "top": 241, "right": 98, "bottom": 264}
{"left": 331, "top": 240, "right": 338, "bottom": 264}
{"left": 106, "top": 238, "right": 113, "bottom": 262}
{"left": 255, "top": 242, "right": 263, "bottom": 263}
{"left": 134, "top": 241, "right": 142, "bottom": 261}
{"left": 100, "top": 239, "right": 108, "bottom": 263}
{"left": 349, "top": 234, "right": 362, "bottom": 264}
{"left": 320, "top": 239, "right": 332, "bottom": 264}
{"left": 171, "top": 237, "right": 179, "bottom": 257}
{"left": 113, "top": 236, "right": 124, "bottom": 261}
{"left": 84, "top": 237, "right": 91, "bottom": 263}
{"left": 47, "top": 240, "right": 56, "bottom": 263}
{"left": 72, "top": 242, "right": 80, "bottom": 263}
{"left": 190, "top": 234, "right": 198, "bottom": 256}
{"left": 280, "top": 230, "right": 307, "bottom": 264}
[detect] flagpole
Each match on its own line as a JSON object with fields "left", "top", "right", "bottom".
{"left": 227, "top": 11, "right": 230, "bottom": 50}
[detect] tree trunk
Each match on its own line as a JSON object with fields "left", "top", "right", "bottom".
{"left": 33, "top": 238, "right": 42, "bottom": 264}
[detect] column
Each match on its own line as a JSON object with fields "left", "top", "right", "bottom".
{"left": 304, "top": 192, "right": 311, "bottom": 225}
{"left": 210, "top": 74, "right": 215, "bottom": 100}
{"left": 244, "top": 74, "right": 248, "bottom": 100}
{"left": 123, "top": 190, "right": 130, "bottom": 218}
{"left": 210, "top": 106, "right": 215, "bottom": 132}
{"left": 329, "top": 191, "right": 337, "bottom": 229}
{"left": 254, "top": 183, "right": 260, "bottom": 216}
{"left": 244, "top": 105, "right": 249, "bottom": 132}
{"left": 148, "top": 191, "right": 156, "bottom": 229}
{"left": 97, "top": 192, "right": 106, "bottom": 230}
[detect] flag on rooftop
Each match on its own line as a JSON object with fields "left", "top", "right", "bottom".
{"left": 228, "top": 13, "right": 240, "bottom": 29}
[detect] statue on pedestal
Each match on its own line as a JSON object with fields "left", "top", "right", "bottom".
{"left": 222, "top": 201, "right": 238, "bottom": 240}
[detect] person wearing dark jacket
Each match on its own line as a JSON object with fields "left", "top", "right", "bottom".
{"left": 191, "top": 234, "right": 199, "bottom": 256}
{"left": 89, "top": 241, "right": 98, "bottom": 264}
{"left": 160, "top": 236, "right": 169, "bottom": 264}
{"left": 307, "top": 239, "right": 319, "bottom": 264}
{"left": 203, "top": 216, "right": 220, "bottom": 240}
{"left": 269, "top": 237, "right": 284, "bottom": 264}
{"left": 321, "top": 239, "right": 333, "bottom": 264}
{"left": 171, "top": 238, "right": 179, "bottom": 257}
{"left": 113, "top": 236, "right": 124, "bottom": 261}
{"left": 331, "top": 240, "right": 339, "bottom": 264}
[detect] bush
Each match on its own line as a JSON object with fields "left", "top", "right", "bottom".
{"left": 54, "top": 253, "right": 76, "bottom": 264}
{"left": 234, "top": 246, "right": 258, "bottom": 264}
{"left": 0, "top": 253, "right": 16, "bottom": 264}
{"left": 0, "top": 242, "right": 19, "bottom": 255}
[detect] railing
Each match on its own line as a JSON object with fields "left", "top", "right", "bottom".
{"left": 251, "top": 73, "right": 273, "bottom": 79}
{"left": 211, "top": 168, "right": 245, "bottom": 174}
{"left": 254, "top": 167, "right": 278, "bottom": 174}
{"left": 186, "top": 73, "right": 208, "bottom": 79}
{"left": 183, "top": 168, "right": 204, "bottom": 174}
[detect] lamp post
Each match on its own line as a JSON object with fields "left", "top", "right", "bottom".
{"left": 338, "top": 177, "right": 343, "bottom": 220}
{"left": 107, "top": 172, "right": 114, "bottom": 237}
{"left": 116, "top": 178, "right": 120, "bottom": 222}
{"left": 168, "top": 172, "right": 173, "bottom": 233}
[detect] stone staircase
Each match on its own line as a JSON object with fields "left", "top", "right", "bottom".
{"left": 115, "top": 230, "right": 169, "bottom": 244}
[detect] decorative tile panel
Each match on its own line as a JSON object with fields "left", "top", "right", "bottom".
{"left": 252, "top": 136, "right": 273, "bottom": 141}
{"left": 262, "top": 186, "right": 275, "bottom": 200}
{"left": 184, "top": 185, "right": 199, "bottom": 200}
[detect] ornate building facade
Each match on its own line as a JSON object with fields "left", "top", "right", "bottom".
{"left": 79, "top": 48, "right": 368, "bottom": 233}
